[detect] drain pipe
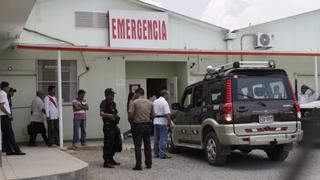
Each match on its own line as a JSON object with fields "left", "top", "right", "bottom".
{"left": 24, "top": 27, "right": 91, "bottom": 88}
{"left": 78, "top": 52, "right": 90, "bottom": 89}
{"left": 240, "top": 33, "right": 256, "bottom": 61}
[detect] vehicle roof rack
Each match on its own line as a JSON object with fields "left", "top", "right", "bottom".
{"left": 204, "top": 60, "right": 276, "bottom": 80}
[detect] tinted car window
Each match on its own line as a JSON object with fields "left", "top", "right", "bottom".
{"left": 208, "top": 81, "right": 223, "bottom": 105}
{"left": 194, "top": 85, "right": 206, "bottom": 107}
{"left": 182, "top": 88, "right": 193, "bottom": 108}
{"left": 234, "top": 75, "right": 292, "bottom": 101}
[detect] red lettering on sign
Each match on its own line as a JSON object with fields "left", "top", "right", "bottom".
{"left": 117, "top": 19, "right": 125, "bottom": 39}
{"left": 142, "top": 20, "right": 147, "bottom": 40}
{"left": 126, "top": 19, "right": 130, "bottom": 39}
{"left": 153, "top": 20, "right": 158, "bottom": 40}
{"left": 158, "top": 20, "right": 161, "bottom": 40}
{"left": 112, "top": 18, "right": 117, "bottom": 39}
{"left": 137, "top": 20, "right": 142, "bottom": 40}
{"left": 162, "top": 20, "right": 167, "bottom": 40}
{"left": 111, "top": 17, "right": 167, "bottom": 42}
{"left": 131, "top": 19, "right": 136, "bottom": 40}
{"left": 147, "top": 20, "right": 153, "bottom": 40}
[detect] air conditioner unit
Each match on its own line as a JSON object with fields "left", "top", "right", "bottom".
{"left": 255, "top": 33, "right": 274, "bottom": 49}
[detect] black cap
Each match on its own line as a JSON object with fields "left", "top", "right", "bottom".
{"left": 78, "top": 89, "right": 86, "bottom": 95}
{"left": 9, "top": 88, "right": 16, "bottom": 92}
{"left": 105, "top": 88, "right": 116, "bottom": 95}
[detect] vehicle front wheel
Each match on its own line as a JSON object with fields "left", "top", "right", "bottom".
{"left": 204, "top": 132, "right": 227, "bottom": 166}
{"left": 266, "top": 145, "right": 290, "bottom": 161}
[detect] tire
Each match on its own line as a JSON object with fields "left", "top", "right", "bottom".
{"left": 266, "top": 145, "right": 290, "bottom": 161}
{"left": 204, "top": 132, "right": 227, "bottom": 166}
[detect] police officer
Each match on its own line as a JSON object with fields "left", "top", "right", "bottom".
{"left": 100, "top": 88, "right": 121, "bottom": 168}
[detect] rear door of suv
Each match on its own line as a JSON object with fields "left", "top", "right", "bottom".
{"left": 232, "top": 70, "right": 299, "bottom": 136}
{"left": 173, "top": 87, "right": 193, "bottom": 142}
{"left": 190, "top": 83, "right": 207, "bottom": 143}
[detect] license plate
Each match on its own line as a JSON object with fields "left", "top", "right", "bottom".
{"left": 259, "top": 115, "right": 274, "bottom": 124}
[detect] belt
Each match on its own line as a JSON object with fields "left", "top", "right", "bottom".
{"left": 134, "top": 122, "right": 152, "bottom": 125}
{"left": 154, "top": 115, "right": 166, "bottom": 118}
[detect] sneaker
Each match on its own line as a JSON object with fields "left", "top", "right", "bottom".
{"left": 72, "top": 144, "right": 78, "bottom": 149}
{"left": 159, "top": 154, "right": 172, "bottom": 159}
{"left": 81, "top": 143, "right": 87, "bottom": 147}
{"left": 14, "top": 152, "right": 26, "bottom": 155}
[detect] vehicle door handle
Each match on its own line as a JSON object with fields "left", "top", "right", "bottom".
{"left": 237, "top": 107, "right": 248, "bottom": 113}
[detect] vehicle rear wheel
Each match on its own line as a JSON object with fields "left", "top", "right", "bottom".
{"left": 266, "top": 145, "right": 289, "bottom": 161}
{"left": 204, "top": 132, "right": 227, "bottom": 166}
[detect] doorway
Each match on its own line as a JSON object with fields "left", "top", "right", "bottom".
{"left": 146, "top": 78, "right": 167, "bottom": 100}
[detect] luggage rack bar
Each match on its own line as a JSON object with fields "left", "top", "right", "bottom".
{"left": 204, "top": 60, "right": 276, "bottom": 80}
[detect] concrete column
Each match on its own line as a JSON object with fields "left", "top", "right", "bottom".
{"left": 57, "top": 50, "right": 64, "bottom": 149}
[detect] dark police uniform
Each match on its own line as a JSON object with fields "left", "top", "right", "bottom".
{"left": 100, "top": 99, "right": 119, "bottom": 166}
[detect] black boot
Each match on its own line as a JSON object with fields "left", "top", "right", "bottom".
{"left": 103, "top": 162, "right": 114, "bottom": 168}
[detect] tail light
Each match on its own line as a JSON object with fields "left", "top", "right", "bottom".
{"left": 222, "top": 79, "right": 233, "bottom": 123}
{"left": 294, "top": 102, "right": 301, "bottom": 119}
{"left": 288, "top": 79, "right": 301, "bottom": 119}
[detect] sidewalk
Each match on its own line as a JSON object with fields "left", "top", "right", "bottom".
{"left": 0, "top": 146, "right": 88, "bottom": 180}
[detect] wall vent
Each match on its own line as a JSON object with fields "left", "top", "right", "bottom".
{"left": 75, "top": 11, "right": 108, "bottom": 29}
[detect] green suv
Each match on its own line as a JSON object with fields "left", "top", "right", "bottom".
{"left": 169, "top": 61, "right": 303, "bottom": 166}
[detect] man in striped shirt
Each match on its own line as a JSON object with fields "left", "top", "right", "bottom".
{"left": 72, "top": 89, "right": 89, "bottom": 148}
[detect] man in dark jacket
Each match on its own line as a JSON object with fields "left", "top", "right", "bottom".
{"left": 100, "top": 88, "right": 121, "bottom": 168}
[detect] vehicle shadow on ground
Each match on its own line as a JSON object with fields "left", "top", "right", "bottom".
{"left": 173, "top": 148, "right": 291, "bottom": 171}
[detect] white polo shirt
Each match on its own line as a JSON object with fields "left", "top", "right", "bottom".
{"left": 0, "top": 90, "right": 11, "bottom": 116}
{"left": 298, "top": 90, "right": 313, "bottom": 104}
{"left": 44, "top": 95, "right": 59, "bottom": 120}
{"left": 153, "top": 97, "right": 171, "bottom": 125}
{"left": 31, "top": 96, "right": 46, "bottom": 122}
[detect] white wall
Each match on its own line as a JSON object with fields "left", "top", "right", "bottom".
{"left": 232, "top": 10, "right": 320, "bottom": 52}
{"left": 17, "top": 0, "right": 226, "bottom": 51}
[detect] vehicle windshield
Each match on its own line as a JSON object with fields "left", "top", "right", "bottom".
{"left": 233, "top": 74, "right": 292, "bottom": 101}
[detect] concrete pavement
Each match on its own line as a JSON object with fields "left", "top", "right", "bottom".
{"left": 1, "top": 146, "right": 88, "bottom": 180}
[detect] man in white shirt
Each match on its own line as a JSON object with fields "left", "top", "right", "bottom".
{"left": 0, "top": 81, "right": 25, "bottom": 155}
{"left": 29, "top": 91, "right": 49, "bottom": 146}
{"left": 44, "top": 85, "right": 59, "bottom": 147}
{"left": 153, "top": 89, "right": 172, "bottom": 159}
{"left": 298, "top": 84, "right": 315, "bottom": 104}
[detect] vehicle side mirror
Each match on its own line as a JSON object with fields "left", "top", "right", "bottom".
{"left": 172, "top": 103, "right": 181, "bottom": 110}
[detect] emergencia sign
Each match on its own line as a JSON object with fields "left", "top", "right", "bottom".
{"left": 109, "top": 9, "right": 169, "bottom": 49}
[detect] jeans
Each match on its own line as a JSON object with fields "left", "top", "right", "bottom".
{"left": 73, "top": 119, "right": 86, "bottom": 145}
{"left": 48, "top": 119, "right": 59, "bottom": 146}
{"left": 1, "top": 115, "right": 21, "bottom": 153}
{"left": 132, "top": 123, "right": 152, "bottom": 168}
{"left": 123, "top": 118, "right": 133, "bottom": 138}
{"left": 154, "top": 124, "right": 168, "bottom": 158}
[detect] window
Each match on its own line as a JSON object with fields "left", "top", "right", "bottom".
{"left": 182, "top": 88, "right": 193, "bottom": 109}
{"left": 234, "top": 75, "right": 291, "bottom": 101}
{"left": 194, "top": 85, "right": 205, "bottom": 107}
{"left": 38, "top": 60, "right": 77, "bottom": 102}
{"left": 208, "top": 81, "right": 222, "bottom": 105}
